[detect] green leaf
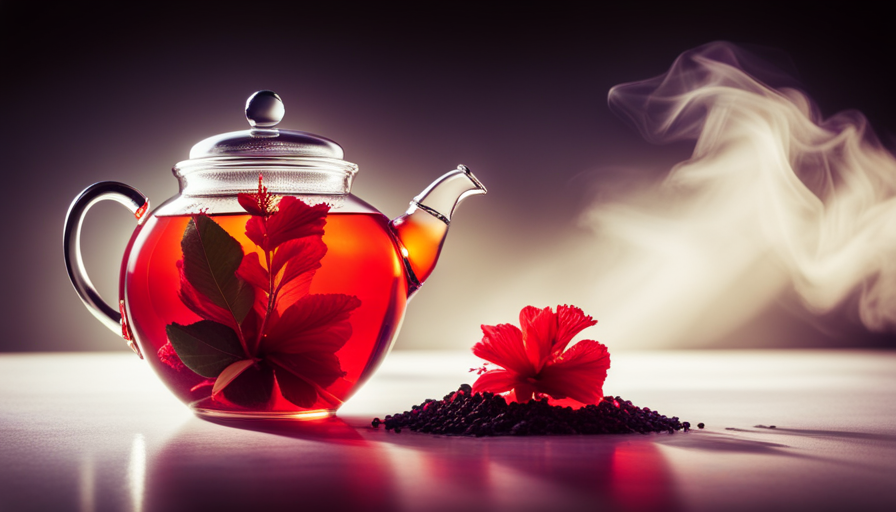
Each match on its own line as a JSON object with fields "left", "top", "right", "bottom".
{"left": 181, "top": 215, "right": 254, "bottom": 325}
{"left": 166, "top": 321, "right": 245, "bottom": 378}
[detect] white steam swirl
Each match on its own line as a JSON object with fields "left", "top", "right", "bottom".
{"left": 583, "top": 42, "right": 896, "bottom": 347}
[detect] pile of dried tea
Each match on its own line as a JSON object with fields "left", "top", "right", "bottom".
{"left": 372, "top": 384, "right": 699, "bottom": 437}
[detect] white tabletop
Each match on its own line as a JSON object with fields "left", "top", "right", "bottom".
{"left": 2, "top": 350, "right": 895, "bottom": 511}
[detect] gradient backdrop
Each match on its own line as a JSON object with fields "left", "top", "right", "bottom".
{"left": 2, "top": 2, "right": 894, "bottom": 352}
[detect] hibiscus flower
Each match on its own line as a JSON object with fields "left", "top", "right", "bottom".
{"left": 472, "top": 305, "right": 610, "bottom": 405}
{"left": 163, "top": 175, "right": 361, "bottom": 409}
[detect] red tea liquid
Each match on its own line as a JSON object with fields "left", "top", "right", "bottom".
{"left": 122, "top": 211, "right": 408, "bottom": 416}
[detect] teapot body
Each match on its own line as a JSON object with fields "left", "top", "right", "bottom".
{"left": 122, "top": 194, "right": 408, "bottom": 418}
{"left": 63, "top": 91, "right": 485, "bottom": 420}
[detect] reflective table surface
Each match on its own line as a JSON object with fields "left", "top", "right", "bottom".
{"left": 2, "top": 350, "right": 895, "bottom": 511}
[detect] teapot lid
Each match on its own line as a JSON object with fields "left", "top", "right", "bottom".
{"left": 187, "top": 90, "right": 345, "bottom": 160}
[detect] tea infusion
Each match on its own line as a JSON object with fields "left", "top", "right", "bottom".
{"left": 124, "top": 178, "right": 406, "bottom": 415}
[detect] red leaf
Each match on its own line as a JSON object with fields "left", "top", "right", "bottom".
{"left": 245, "top": 216, "right": 267, "bottom": 249}
{"left": 472, "top": 323, "right": 533, "bottom": 376}
{"left": 243, "top": 197, "right": 328, "bottom": 251}
{"left": 273, "top": 271, "right": 315, "bottom": 315}
{"left": 271, "top": 237, "right": 326, "bottom": 283}
{"left": 270, "top": 238, "right": 326, "bottom": 312}
{"left": 537, "top": 340, "right": 611, "bottom": 404}
{"left": 220, "top": 360, "right": 274, "bottom": 408}
{"left": 270, "top": 361, "right": 318, "bottom": 408}
{"left": 263, "top": 293, "right": 361, "bottom": 354}
{"left": 236, "top": 252, "right": 269, "bottom": 290}
{"left": 265, "top": 197, "right": 329, "bottom": 249}
{"left": 177, "top": 262, "right": 240, "bottom": 330}
{"left": 270, "top": 356, "right": 348, "bottom": 408}
{"left": 235, "top": 252, "right": 271, "bottom": 321}
{"left": 239, "top": 306, "right": 263, "bottom": 354}
{"left": 270, "top": 351, "right": 346, "bottom": 389}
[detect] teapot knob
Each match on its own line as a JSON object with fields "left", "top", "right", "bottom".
{"left": 245, "top": 90, "right": 285, "bottom": 128}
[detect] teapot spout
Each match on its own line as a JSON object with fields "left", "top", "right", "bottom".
{"left": 390, "top": 164, "right": 486, "bottom": 296}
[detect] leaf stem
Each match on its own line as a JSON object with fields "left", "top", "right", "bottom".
{"left": 255, "top": 217, "right": 277, "bottom": 349}
{"left": 237, "top": 327, "right": 251, "bottom": 359}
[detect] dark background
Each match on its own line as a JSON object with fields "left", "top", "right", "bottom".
{"left": 2, "top": 1, "right": 894, "bottom": 352}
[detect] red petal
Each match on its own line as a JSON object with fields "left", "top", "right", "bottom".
{"left": 238, "top": 193, "right": 266, "bottom": 216}
{"left": 536, "top": 340, "right": 610, "bottom": 404}
{"left": 263, "top": 293, "right": 361, "bottom": 354}
{"left": 519, "top": 306, "right": 556, "bottom": 372}
{"left": 265, "top": 197, "right": 329, "bottom": 249}
{"left": 472, "top": 323, "right": 534, "bottom": 376}
{"left": 553, "top": 305, "right": 597, "bottom": 357}
{"left": 472, "top": 369, "right": 518, "bottom": 395}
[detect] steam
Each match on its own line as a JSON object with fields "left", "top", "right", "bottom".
{"left": 582, "top": 42, "right": 896, "bottom": 347}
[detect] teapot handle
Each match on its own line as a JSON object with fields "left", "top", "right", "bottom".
{"left": 63, "top": 182, "right": 149, "bottom": 351}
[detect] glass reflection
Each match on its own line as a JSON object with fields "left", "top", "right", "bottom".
{"left": 79, "top": 453, "right": 95, "bottom": 512}
{"left": 128, "top": 434, "right": 146, "bottom": 512}
{"left": 128, "top": 415, "right": 680, "bottom": 511}
{"left": 143, "top": 417, "right": 401, "bottom": 511}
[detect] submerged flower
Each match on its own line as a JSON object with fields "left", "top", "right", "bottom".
{"left": 166, "top": 176, "right": 361, "bottom": 410}
{"left": 158, "top": 342, "right": 185, "bottom": 372}
{"left": 472, "top": 305, "right": 610, "bottom": 405}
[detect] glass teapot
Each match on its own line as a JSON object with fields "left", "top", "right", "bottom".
{"left": 63, "top": 91, "right": 486, "bottom": 419}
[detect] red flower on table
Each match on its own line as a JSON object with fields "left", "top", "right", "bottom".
{"left": 472, "top": 305, "right": 610, "bottom": 405}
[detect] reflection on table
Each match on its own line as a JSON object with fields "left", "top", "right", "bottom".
{"left": 2, "top": 351, "right": 895, "bottom": 511}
